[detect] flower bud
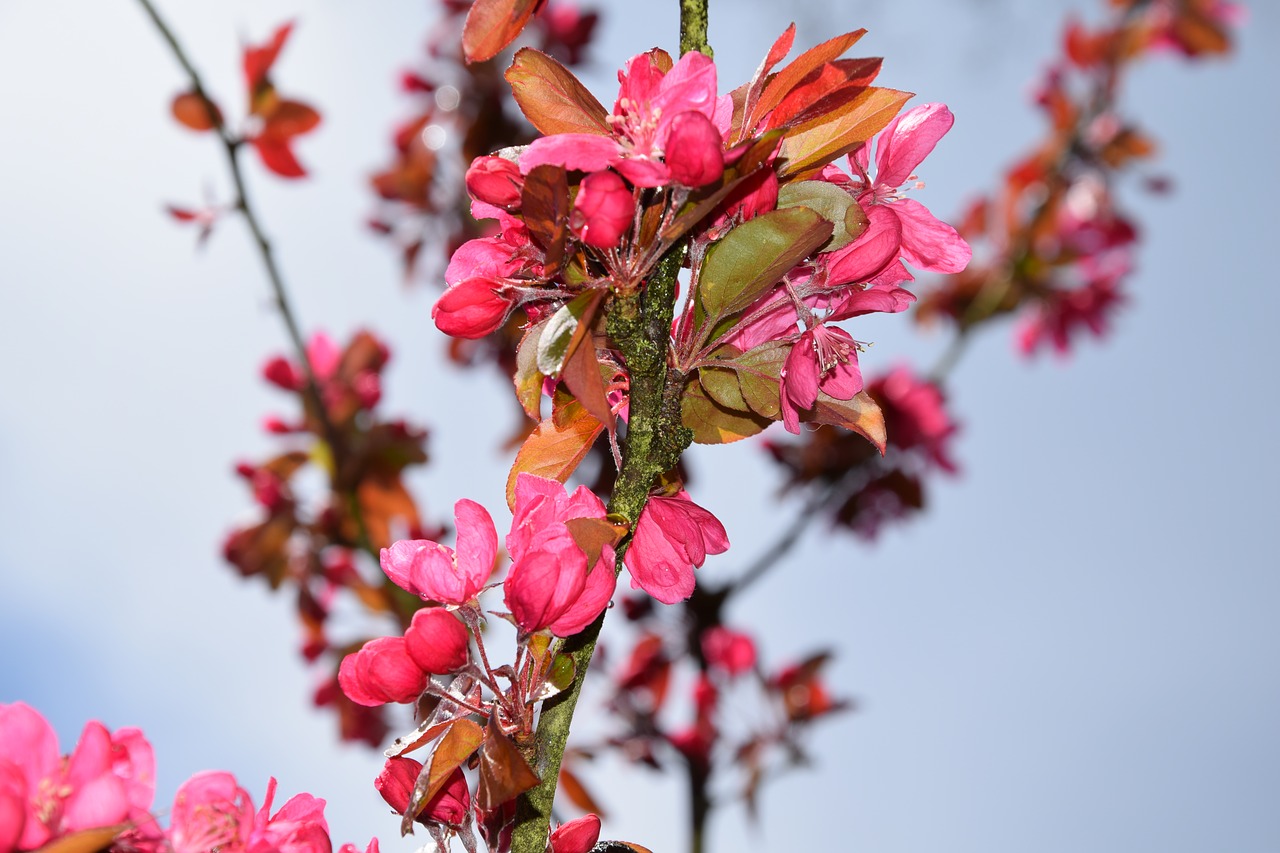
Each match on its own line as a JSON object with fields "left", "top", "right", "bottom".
{"left": 403, "top": 608, "right": 470, "bottom": 674}
{"left": 571, "top": 170, "right": 633, "bottom": 249}
{"left": 432, "top": 276, "right": 516, "bottom": 339}
{"left": 664, "top": 111, "right": 725, "bottom": 187}
{"left": 465, "top": 156, "right": 524, "bottom": 209}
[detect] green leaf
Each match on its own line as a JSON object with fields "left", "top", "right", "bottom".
{"left": 730, "top": 342, "right": 791, "bottom": 419}
{"left": 698, "top": 366, "right": 750, "bottom": 412}
{"left": 697, "top": 207, "right": 832, "bottom": 327}
{"left": 505, "top": 48, "right": 610, "bottom": 136}
{"left": 537, "top": 291, "right": 597, "bottom": 376}
{"left": 776, "top": 180, "right": 868, "bottom": 251}
{"left": 514, "top": 318, "right": 550, "bottom": 421}
{"left": 680, "top": 375, "right": 770, "bottom": 445}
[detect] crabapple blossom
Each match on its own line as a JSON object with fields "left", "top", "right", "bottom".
{"left": 380, "top": 499, "right": 496, "bottom": 604}
{"left": 519, "top": 49, "right": 726, "bottom": 188}
{"left": 623, "top": 491, "right": 728, "bottom": 604}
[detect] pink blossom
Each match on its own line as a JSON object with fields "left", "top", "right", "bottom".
{"left": 549, "top": 814, "right": 601, "bottom": 853}
{"left": 623, "top": 491, "right": 728, "bottom": 604}
{"left": 464, "top": 155, "right": 524, "bottom": 209}
{"left": 780, "top": 324, "right": 863, "bottom": 434}
{"left": 168, "top": 771, "right": 255, "bottom": 853}
{"left": 380, "top": 499, "right": 497, "bottom": 604}
{"left": 702, "top": 626, "right": 757, "bottom": 678}
{"left": 520, "top": 50, "right": 726, "bottom": 189}
{"left": 0, "top": 703, "right": 156, "bottom": 851}
{"left": 402, "top": 608, "right": 471, "bottom": 675}
{"left": 247, "top": 777, "right": 330, "bottom": 853}
{"left": 337, "top": 840, "right": 379, "bottom": 853}
{"left": 504, "top": 474, "right": 616, "bottom": 637}
{"left": 872, "top": 366, "right": 958, "bottom": 472}
{"left": 571, "top": 170, "right": 634, "bottom": 249}
{"left": 0, "top": 763, "right": 26, "bottom": 853}
{"left": 338, "top": 636, "right": 428, "bottom": 707}
{"left": 848, "top": 103, "right": 971, "bottom": 274}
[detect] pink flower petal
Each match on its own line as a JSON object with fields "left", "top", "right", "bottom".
{"left": 875, "top": 103, "right": 954, "bottom": 189}
{"left": 520, "top": 134, "right": 620, "bottom": 175}
{"left": 892, "top": 198, "right": 972, "bottom": 274}
{"left": 403, "top": 608, "right": 470, "bottom": 675}
{"left": 453, "top": 498, "right": 498, "bottom": 596}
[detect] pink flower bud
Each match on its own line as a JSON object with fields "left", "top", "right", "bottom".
{"left": 403, "top": 608, "right": 470, "bottom": 674}
{"left": 374, "top": 756, "right": 421, "bottom": 820}
{"left": 503, "top": 528, "right": 590, "bottom": 635}
{"left": 465, "top": 156, "right": 524, "bottom": 209}
{"left": 549, "top": 814, "right": 601, "bottom": 853}
{"left": 262, "top": 355, "right": 302, "bottom": 390}
{"left": 376, "top": 760, "right": 469, "bottom": 828}
{"left": 572, "top": 170, "right": 633, "bottom": 249}
{"left": 432, "top": 276, "right": 517, "bottom": 339}
{"left": 338, "top": 637, "right": 427, "bottom": 707}
{"left": 664, "top": 111, "right": 725, "bottom": 187}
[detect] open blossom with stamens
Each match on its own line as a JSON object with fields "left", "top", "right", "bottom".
{"left": 0, "top": 702, "right": 157, "bottom": 852}
{"left": 519, "top": 49, "right": 728, "bottom": 188}
{"left": 780, "top": 324, "right": 864, "bottom": 434}
{"left": 843, "top": 103, "right": 971, "bottom": 274}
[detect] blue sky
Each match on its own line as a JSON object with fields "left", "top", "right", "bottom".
{"left": 1, "top": 1, "right": 1277, "bottom": 851}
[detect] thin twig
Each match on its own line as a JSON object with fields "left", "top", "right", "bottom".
{"left": 136, "top": 0, "right": 369, "bottom": 552}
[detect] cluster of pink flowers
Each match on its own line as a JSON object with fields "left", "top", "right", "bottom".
{"left": 378, "top": 474, "right": 726, "bottom": 625}
{"left": 700, "top": 101, "right": 970, "bottom": 434}
{"left": 0, "top": 703, "right": 372, "bottom": 853}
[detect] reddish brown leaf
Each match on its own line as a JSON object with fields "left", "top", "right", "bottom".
{"left": 355, "top": 472, "right": 422, "bottom": 549}
{"left": 736, "top": 23, "right": 798, "bottom": 137}
{"left": 563, "top": 516, "right": 623, "bottom": 568}
{"left": 171, "top": 91, "right": 222, "bottom": 132}
{"left": 506, "top": 402, "right": 604, "bottom": 509}
{"left": 260, "top": 99, "right": 321, "bottom": 141}
{"left": 243, "top": 21, "right": 294, "bottom": 90}
{"left": 558, "top": 766, "right": 608, "bottom": 818}
{"left": 462, "top": 0, "right": 541, "bottom": 63}
{"left": 749, "top": 29, "right": 868, "bottom": 132}
{"left": 506, "top": 48, "right": 610, "bottom": 136}
{"left": 777, "top": 86, "right": 912, "bottom": 179}
{"left": 403, "top": 719, "right": 485, "bottom": 829}
{"left": 521, "top": 165, "right": 571, "bottom": 275}
{"left": 476, "top": 715, "right": 540, "bottom": 813}
{"left": 252, "top": 138, "right": 307, "bottom": 179}
{"left": 803, "top": 390, "right": 886, "bottom": 452}
{"left": 763, "top": 58, "right": 883, "bottom": 132}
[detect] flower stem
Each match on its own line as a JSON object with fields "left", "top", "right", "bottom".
{"left": 510, "top": 247, "right": 692, "bottom": 853}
